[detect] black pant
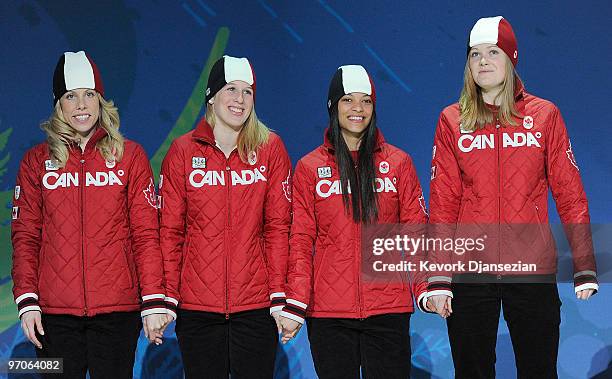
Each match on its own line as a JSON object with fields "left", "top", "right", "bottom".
{"left": 447, "top": 282, "right": 561, "bottom": 379}
{"left": 175, "top": 308, "right": 278, "bottom": 379}
{"left": 35, "top": 311, "right": 141, "bottom": 379}
{"left": 307, "top": 313, "right": 411, "bottom": 379}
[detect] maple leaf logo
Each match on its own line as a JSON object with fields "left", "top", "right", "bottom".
{"left": 418, "top": 193, "right": 429, "bottom": 217}
{"left": 282, "top": 169, "right": 292, "bottom": 202}
{"left": 566, "top": 140, "right": 579, "bottom": 170}
{"left": 143, "top": 178, "right": 157, "bottom": 208}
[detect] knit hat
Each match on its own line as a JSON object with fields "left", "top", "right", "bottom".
{"left": 327, "top": 65, "right": 376, "bottom": 115}
{"left": 53, "top": 51, "right": 104, "bottom": 105}
{"left": 468, "top": 16, "right": 518, "bottom": 67}
{"left": 205, "top": 55, "right": 256, "bottom": 103}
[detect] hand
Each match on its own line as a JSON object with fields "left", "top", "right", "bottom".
{"left": 21, "top": 311, "right": 44, "bottom": 349}
{"left": 576, "top": 289, "right": 595, "bottom": 300}
{"left": 271, "top": 311, "right": 283, "bottom": 333}
{"left": 427, "top": 294, "right": 452, "bottom": 318}
{"left": 280, "top": 316, "right": 302, "bottom": 345}
{"left": 143, "top": 313, "right": 169, "bottom": 345}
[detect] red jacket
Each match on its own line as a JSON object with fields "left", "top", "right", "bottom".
{"left": 427, "top": 81, "right": 598, "bottom": 296}
{"left": 12, "top": 128, "right": 166, "bottom": 318}
{"left": 159, "top": 119, "right": 291, "bottom": 318}
{"left": 281, "top": 129, "right": 429, "bottom": 324}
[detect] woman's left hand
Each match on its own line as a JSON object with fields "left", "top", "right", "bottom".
{"left": 143, "top": 313, "right": 169, "bottom": 345}
{"left": 271, "top": 311, "right": 283, "bottom": 333}
{"left": 576, "top": 289, "right": 595, "bottom": 300}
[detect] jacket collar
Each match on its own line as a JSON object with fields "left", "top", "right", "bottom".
{"left": 192, "top": 117, "right": 216, "bottom": 145}
{"left": 73, "top": 126, "right": 108, "bottom": 153}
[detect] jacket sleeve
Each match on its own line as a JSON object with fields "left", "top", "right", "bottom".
{"left": 427, "top": 111, "right": 462, "bottom": 298}
{"left": 397, "top": 154, "right": 429, "bottom": 312}
{"left": 280, "top": 160, "right": 316, "bottom": 324}
{"left": 11, "top": 150, "right": 43, "bottom": 318}
{"left": 127, "top": 144, "right": 166, "bottom": 317}
{"left": 158, "top": 141, "right": 186, "bottom": 319}
{"left": 262, "top": 136, "right": 292, "bottom": 313}
{"left": 545, "top": 106, "right": 598, "bottom": 293}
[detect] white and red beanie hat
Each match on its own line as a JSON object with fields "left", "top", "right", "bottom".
{"left": 327, "top": 65, "right": 376, "bottom": 116}
{"left": 468, "top": 16, "right": 518, "bottom": 67}
{"left": 53, "top": 51, "right": 104, "bottom": 105}
{"left": 205, "top": 55, "right": 256, "bottom": 103}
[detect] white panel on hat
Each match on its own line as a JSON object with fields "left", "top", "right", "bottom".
{"left": 469, "top": 16, "right": 503, "bottom": 47}
{"left": 340, "top": 65, "right": 371, "bottom": 95}
{"left": 223, "top": 56, "right": 254, "bottom": 85}
{"left": 63, "top": 51, "right": 95, "bottom": 91}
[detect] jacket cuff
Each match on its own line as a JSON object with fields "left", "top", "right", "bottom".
{"left": 416, "top": 292, "right": 434, "bottom": 314}
{"left": 270, "top": 292, "right": 286, "bottom": 314}
{"left": 163, "top": 296, "right": 178, "bottom": 320}
{"left": 141, "top": 294, "right": 167, "bottom": 317}
{"left": 574, "top": 270, "right": 598, "bottom": 294}
{"left": 16, "top": 293, "right": 41, "bottom": 318}
{"left": 427, "top": 275, "right": 452, "bottom": 293}
{"left": 280, "top": 298, "right": 307, "bottom": 324}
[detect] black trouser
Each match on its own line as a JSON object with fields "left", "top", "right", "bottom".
{"left": 175, "top": 308, "right": 278, "bottom": 379}
{"left": 35, "top": 311, "right": 141, "bottom": 379}
{"left": 307, "top": 313, "right": 411, "bottom": 379}
{"left": 447, "top": 282, "right": 561, "bottom": 379}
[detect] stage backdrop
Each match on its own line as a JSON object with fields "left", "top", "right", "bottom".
{"left": 1, "top": 1, "right": 611, "bottom": 378}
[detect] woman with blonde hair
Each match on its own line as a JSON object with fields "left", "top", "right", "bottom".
{"left": 12, "top": 51, "right": 168, "bottom": 378}
{"left": 426, "top": 17, "right": 598, "bottom": 378}
{"left": 159, "top": 55, "right": 292, "bottom": 378}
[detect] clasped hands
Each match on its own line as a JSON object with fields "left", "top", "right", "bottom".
{"left": 143, "top": 313, "right": 173, "bottom": 345}
{"left": 271, "top": 311, "right": 302, "bottom": 344}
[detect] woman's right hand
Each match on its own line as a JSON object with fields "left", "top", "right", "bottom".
{"left": 21, "top": 311, "right": 43, "bottom": 349}
{"left": 427, "top": 294, "right": 452, "bottom": 318}
{"left": 280, "top": 316, "right": 302, "bottom": 344}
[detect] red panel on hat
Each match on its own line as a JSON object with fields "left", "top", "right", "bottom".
{"left": 85, "top": 53, "right": 105, "bottom": 97}
{"left": 497, "top": 18, "right": 518, "bottom": 66}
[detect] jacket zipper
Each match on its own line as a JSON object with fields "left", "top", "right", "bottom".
{"left": 495, "top": 118, "right": 502, "bottom": 280}
{"left": 353, "top": 159, "right": 364, "bottom": 319}
{"left": 356, "top": 220, "right": 364, "bottom": 319}
{"left": 224, "top": 152, "right": 232, "bottom": 319}
{"left": 80, "top": 152, "right": 89, "bottom": 315}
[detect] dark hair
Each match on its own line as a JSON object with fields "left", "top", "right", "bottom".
{"left": 327, "top": 108, "right": 379, "bottom": 223}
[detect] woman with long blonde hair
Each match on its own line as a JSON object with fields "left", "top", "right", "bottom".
{"left": 12, "top": 51, "right": 168, "bottom": 378}
{"left": 159, "top": 55, "right": 292, "bottom": 378}
{"left": 426, "top": 17, "right": 598, "bottom": 378}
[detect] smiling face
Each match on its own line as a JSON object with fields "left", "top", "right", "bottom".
{"left": 337, "top": 92, "right": 373, "bottom": 140}
{"left": 468, "top": 43, "right": 508, "bottom": 93}
{"left": 59, "top": 88, "right": 100, "bottom": 137}
{"left": 210, "top": 80, "right": 254, "bottom": 131}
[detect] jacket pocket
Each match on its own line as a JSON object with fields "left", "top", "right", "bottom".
{"left": 37, "top": 245, "right": 46, "bottom": 284}
{"left": 121, "top": 242, "right": 134, "bottom": 289}
{"left": 532, "top": 203, "right": 547, "bottom": 243}
{"left": 258, "top": 236, "right": 270, "bottom": 293}
{"left": 179, "top": 236, "right": 192, "bottom": 285}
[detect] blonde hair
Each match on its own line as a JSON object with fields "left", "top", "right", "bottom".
{"left": 205, "top": 105, "right": 270, "bottom": 163}
{"left": 459, "top": 55, "right": 522, "bottom": 131}
{"left": 41, "top": 93, "right": 124, "bottom": 167}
